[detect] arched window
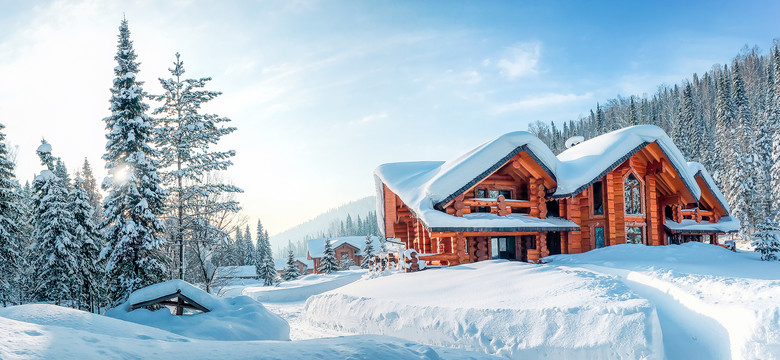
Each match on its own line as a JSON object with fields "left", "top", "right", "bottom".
{"left": 624, "top": 174, "right": 642, "bottom": 215}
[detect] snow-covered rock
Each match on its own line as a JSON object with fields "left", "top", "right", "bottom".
{"left": 106, "top": 280, "right": 290, "bottom": 341}
{"left": 305, "top": 260, "right": 663, "bottom": 359}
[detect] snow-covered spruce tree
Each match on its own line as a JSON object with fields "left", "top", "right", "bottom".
{"left": 72, "top": 174, "right": 104, "bottom": 312}
{"left": 12, "top": 182, "right": 34, "bottom": 305}
{"left": 360, "top": 234, "right": 375, "bottom": 269}
{"left": 31, "top": 142, "right": 79, "bottom": 305}
{"left": 79, "top": 159, "right": 103, "bottom": 226}
{"left": 752, "top": 221, "right": 780, "bottom": 261}
{"left": 731, "top": 61, "right": 757, "bottom": 235}
{"left": 771, "top": 45, "right": 780, "bottom": 224}
{"left": 281, "top": 249, "right": 300, "bottom": 281}
{"left": 151, "top": 52, "right": 240, "bottom": 280}
{"left": 0, "top": 123, "right": 25, "bottom": 306}
{"left": 243, "top": 224, "right": 255, "bottom": 267}
{"left": 317, "top": 238, "right": 339, "bottom": 274}
{"left": 255, "top": 220, "right": 277, "bottom": 285}
{"left": 339, "top": 254, "right": 354, "bottom": 270}
{"left": 101, "top": 18, "right": 169, "bottom": 305}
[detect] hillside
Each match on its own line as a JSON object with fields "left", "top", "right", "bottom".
{"left": 269, "top": 196, "right": 377, "bottom": 252}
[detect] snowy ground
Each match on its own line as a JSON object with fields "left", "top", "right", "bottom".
{"left": 303, "top": 244, "right": 780, "bottom": 359}
{"left": 3, "top": 245, "right": 778, "bottom": 359}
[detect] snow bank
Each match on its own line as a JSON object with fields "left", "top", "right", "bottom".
{"left": 0, "top": 304, "right": 491, "bottom": 360}
{"left": 305, "top": 261, "right": 663, "bottom": 359}
{"left": 106, "top": 280, "right": 290, "bottom": 341}
{"left": 549, "top": 243, "right": 780, "bottom": 359}
{"left": 233, "top": 269, "right": 365, "bottom": 303}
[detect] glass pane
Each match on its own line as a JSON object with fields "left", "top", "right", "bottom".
{"left": 499, "top": 238, "right": 507, "bottom": 251}
{"left": 593, "top": 182, "right": 603, "bottom": 215}
{"left": 489, "top": 190, "right": 499, "bottom": 199}
{"left": 478, "top": 189, "right": 487, "bottom": 198}
{"left": 491, "top": 238, "right": 499, "bottom": 259}
{"left": 595, "top": 227, "right": 605, "bottom": 248}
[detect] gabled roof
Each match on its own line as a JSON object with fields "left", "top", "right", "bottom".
{"left": 123, "top": 280, "right": 217, "bottom": 313}
{"left": 307, "top": 236, "right": 382, "bottom": 259}
{"left": 687, "top": 162, "right": 730, "bottom": 214}
{"left": 553, "top": 126, "right": 700, "bottom": 199}
{"left": 375, "top": 125, "right": 719, "bottom": 233}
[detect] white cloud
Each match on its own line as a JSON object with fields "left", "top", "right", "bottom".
{"left": 349, "top": 112, "right": 388, "bottom": 126}
{"left": 492, "top": 92, "right": 593, "bottom": 114}
{"left": 497, "top": 42, "right": 541, "bottom": 79}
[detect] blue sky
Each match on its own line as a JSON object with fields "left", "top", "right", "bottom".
{"left": 0, "top": 0, "right": 778, "bottom": 234}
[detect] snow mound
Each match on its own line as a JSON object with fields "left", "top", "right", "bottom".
{"left": 106, "top": 280, "right": 290, "bottom": 341}
{"left": 0, "top": 305, "right": 491, "bottom": 360}
{"left": 232, "top": 270, "right": 365, "bottom": 303}
{"left": 549, "top": 243, "right": 780, "bottom": 359}
{"left": 305, "top": 260, "right": 663, "bottom": 359}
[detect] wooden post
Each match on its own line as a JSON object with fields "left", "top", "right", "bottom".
{"left": 605, "top": 172, "right": 616, "bottom": 246}
{"left": 646, "top": 174, "right": 661, "bottom": 246}
{"left": 176, "top": 296, "right": 184, "bottom": 316}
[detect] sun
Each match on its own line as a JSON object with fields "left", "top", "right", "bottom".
{"left": 114, "top": 165, "right": 130, "bottom": 183}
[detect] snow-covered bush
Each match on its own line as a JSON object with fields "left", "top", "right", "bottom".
{"left": 752, "top": 221, "right": 780, "bottom": 261}
{"left": 339, "top": 254, "right": 355, "bottom": 270}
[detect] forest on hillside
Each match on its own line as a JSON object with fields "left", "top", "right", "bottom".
{"left": 528, "top": 44, "right": 780, "bottom": 238}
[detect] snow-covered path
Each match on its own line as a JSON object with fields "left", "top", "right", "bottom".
{"left": 560, "top": 264, "right": 731, "bottom": 360}
{"left": 262, "top": 301, "right": 350, "bottom": 340}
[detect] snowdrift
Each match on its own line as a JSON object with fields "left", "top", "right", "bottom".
{"left": 550, "top": 243, "right": 780, "bottom": 359}
{"left": 305, "top": 260, "right": 663, "bottom": 359}
{"left": 106, "top": 280, "right": 290, "bottom": 341}
{"left": 0, "top": 304, "right": 492, "bottom": 360}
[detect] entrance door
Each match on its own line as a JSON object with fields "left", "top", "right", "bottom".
{"left": 490, "top": 237, "right": 516, "bottom": 259}
{"left": 546, "top": 232, "right": 562, "bottom": 255}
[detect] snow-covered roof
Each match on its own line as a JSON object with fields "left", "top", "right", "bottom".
{"left": 554, "top": 126, "right": 700, "bottom": 198}
{"left": 273, "top": 257, "right": 314, "bottom": 271}
{"left": 664, "top": 216, "right": 740, "bottom": 234}
{"left": 123, "top": 280, "right": 219, "bottom": 312}
{"left": 307, "top": 236, "right": 382, "bottom": 259}
{"left": 375, "top": 125, "right": 717, "bottom": 233}
{"left": 688, "top": 162, "right": 730, "bottom": 214}
{"left": 214, "top": 265, "right": 257, "bottom": 279}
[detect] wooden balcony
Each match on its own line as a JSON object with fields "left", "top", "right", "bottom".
{"left": 447, "top": 195, "right": 542, "bottom": 217}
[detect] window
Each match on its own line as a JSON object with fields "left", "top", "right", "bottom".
{"left": 624, "top": 174, "right": 642, "bottom": 215}
{"left": 489, "top": 189, "right": 512, "bottom": 199}
{"left": 476, "top": 189, "right": 490, "bottom": 212}
{"left": 626, "top": 226, "right": 643, "bottom": 244}
{"left": 594, "top": 227, "right": 605, "bottom": 248}
{"left": 593, "top": 181, "right": 604, "bottom": 215}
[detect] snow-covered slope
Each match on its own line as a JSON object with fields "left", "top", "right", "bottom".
{"left": 269, "top": 196, "right": 376, "bottom": 250}
{"left": 225, "top": 269, "right": 366, "bottom": 303}
{"left": 305, "top": 261, "right": 663, "bottom": 359}
{"left": 0, "top": 304, "right": 495, "bottom": 360}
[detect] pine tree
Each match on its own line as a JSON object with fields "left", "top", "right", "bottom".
{"left": 731, "top": 61, "right": 757, "bottom": 235}
{"left": 771, "top": 45, "right": 780, "bottom": 224}
{"left": 72, "top": 174, "right": 104, "bottom": 312}
{"left": 79, "top": 159, "right": 103, "bottom": 229}
{"left": 360, "top": 234, "right": 375, "bottom": 269}
{"left": 339, "top": 254, "right": 354, "bottom": 270}
{"left": 152, "top": 52, "right": 240, "bottom": 280}
{"left": 752, "top": 220, "right": 780, "bottom": 261}
{"left": 255, "top": 220, "right": 278, "bottom": 285}
{"left": 234, "top": 227, "right": 245, "bottom": 265}
{"left": 317, "top": 238, "right": 339, "bottom": 274}
{"left": 31, "top": 143, "right": 79, "bottom": 305}
{"left": 101, "top": 18, "right": 169, "bottom": 305}
{"left": 243, "top": 224, "right": 255, "bottom": 266}
{"left": 281, "top": 249, "right": 300, "bottom": 281}
{"left": 0, "top": 123, "right": 24, "bottom": 306}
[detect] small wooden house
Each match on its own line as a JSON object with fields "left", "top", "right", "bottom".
{"left": 374, "top": 125, "right": 739, "bottom": 265}
{"left": 274, "top": 257, "right": 314, "bottom": 275}
{"left": 307, "top": 236, "right": 382, "bottom": 273}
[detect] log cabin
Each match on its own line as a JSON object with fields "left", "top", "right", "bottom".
{"left": 374, "top": 125, "right": 739, "bottom": 265}
{"left": 274, "top": 257, "right": 314, "bottom": 275}
{"left": 307, "top": 236, "right": 382, "bottom": 273}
